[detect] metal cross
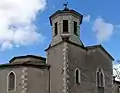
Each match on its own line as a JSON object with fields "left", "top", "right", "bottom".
{"left": 63, "top": 2, "right": 68, "bottom": 9}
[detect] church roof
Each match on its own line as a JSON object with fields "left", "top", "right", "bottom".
{"left": 45, "top": 35, "right": 85, "bottom": 51}
{"left": 46, "top": 39, "right": 114, "bottom": 61}
{"left": 0, "top": 55, "right": 49, "bottom": 69}
{"left": 9, "top": 55, "right": 46, "bottom": 63}
{"left": 49, "top": 9, "right": 83, "bottom": 26}
{"left": 86, "top": 44, "right": 114, "bottom": 61}
{"left": 0, "top": 63, "right": 50, "bottom": 69}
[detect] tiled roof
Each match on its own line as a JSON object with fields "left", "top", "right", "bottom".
{"left": 0, "top": 55, "right": 49, "bottom": 69}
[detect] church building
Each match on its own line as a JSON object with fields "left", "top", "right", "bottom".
{"left": 0, "top": 4, "right": 119, "bottom": 93}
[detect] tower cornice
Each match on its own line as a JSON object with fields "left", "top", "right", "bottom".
{"left": 49, "top": 9, "right": 83, "bottom": 26}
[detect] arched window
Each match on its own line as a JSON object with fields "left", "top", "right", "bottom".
{"left": 75, "top": 68, "right": 80, "bottom": 84}
{"left": 7, "top": 71, "right": 16, "bottom": 91}
{"left": 96, "top": 68, "right": 105, "bottom": 87}
{"left": 63, "top": 20, "right": 68, "bottom": 33}
{"left": 54, "top": 22, "right": 58, "bottom": 36}
{"left": 74, "top": 21, "right": 78, "bottom": 36}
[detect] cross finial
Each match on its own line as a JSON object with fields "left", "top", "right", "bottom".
{"left": 63, "top": 2, "right": 69, "bottom": 10}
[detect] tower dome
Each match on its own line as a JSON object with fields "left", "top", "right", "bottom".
{"left": 49, "top": 4, "right": 84, "bottom": 47}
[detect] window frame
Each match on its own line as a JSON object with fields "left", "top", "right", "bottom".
{"left": 7, "top": 71, "right": 16, "bottom": 92}
{"left": 74, "top": 21, "right": 78, "bottom": 36}
{"left": 96, "top": 67, "right": 105, "bottom": 87}
{"left": 54, "top": 22, "right": 58, "bottom": 36}
{"left": 75, "top": 68, "right": 81, "bottom": 85}
{"left": 63, "top": 20, "right": 68, "bottom": 33}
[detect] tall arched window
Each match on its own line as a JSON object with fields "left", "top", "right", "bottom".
{"left": 96, "top": 68, "right": 105, "bottom": 87}
{"left": 75, "top": 68, "right": 80, "bottom": 84}
{"left": 54, "top": 22, "right": 58, "bottom": 36}
{"left": 7, "top": 71, "right": 16, "bottom": 91}
{"left": 96, "top": 68, "right": 105, "bottom": 93}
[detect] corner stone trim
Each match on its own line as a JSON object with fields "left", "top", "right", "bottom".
{"left": 21, "top": 67, "right": 28, "bottom": 93}
{"left": 62, "top": 42, "right": 69, "bottom": 93}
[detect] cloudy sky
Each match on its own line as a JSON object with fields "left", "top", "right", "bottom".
{"left": 0, "top": 0, "right": 120, "bottom": 76}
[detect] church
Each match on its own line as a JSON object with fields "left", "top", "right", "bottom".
{"left": 0, "top": 4, "right": 119, "bottom": 93}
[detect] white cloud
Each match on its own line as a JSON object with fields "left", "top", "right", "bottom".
{"left": 93, "top": 17, "right": 114, "bottom": 43}
{"left": 0, "top": 42, "right": 13, "bottom": 51}
{"left": 0, "top": 0, "right": 46, "bottom": 51}
{"left": 83, "top": 15, "right": 91, "bottom": 22}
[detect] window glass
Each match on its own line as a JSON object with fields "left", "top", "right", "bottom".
{"left": 97, "top": 71, "right": 100, "bottom": 86}
{"left": 75, "top": 68, "right": 80, "bottom": 84}
{"left": 96, "top": 68, "right": 105, "bottom": 87}
{"left": 74, "top": 21, "right": 78, "bottom": 35}
{"left": 8, "top": 72, "right": 15, "bottom": 91}
{"left": 54, "top": 22, "right": 58, "bottom": 36}
{"left": 100, "top": 72, "right": 104, "bottom": 86}
{"left": 63, "top": 20, "right": 68, "bottom": 33}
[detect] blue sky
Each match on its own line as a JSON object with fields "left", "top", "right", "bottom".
{"left": 0, "top": 0, "right": 120, "bottom": 64}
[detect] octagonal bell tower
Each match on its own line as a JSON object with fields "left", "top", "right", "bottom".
{"left": 49, "top": 4, "right": 83, "bottom": 47}
{"left": 46, "top": 4, "right": 85, "bottom": 93}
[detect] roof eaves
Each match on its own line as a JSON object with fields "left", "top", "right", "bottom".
{"left": 45, "top": 40, "right": 86, "bottom": 51}
{"left": 9, "top": 55, "right": 46, "bottom": 63}
{"left": 49, "top": 9, "right": 83, "bottom": 26}
{"left": 86, "top": 44, "right": 114, "bottom": 61}
{"left": 0, "top": 63, "right": 50, "bottom": 69}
